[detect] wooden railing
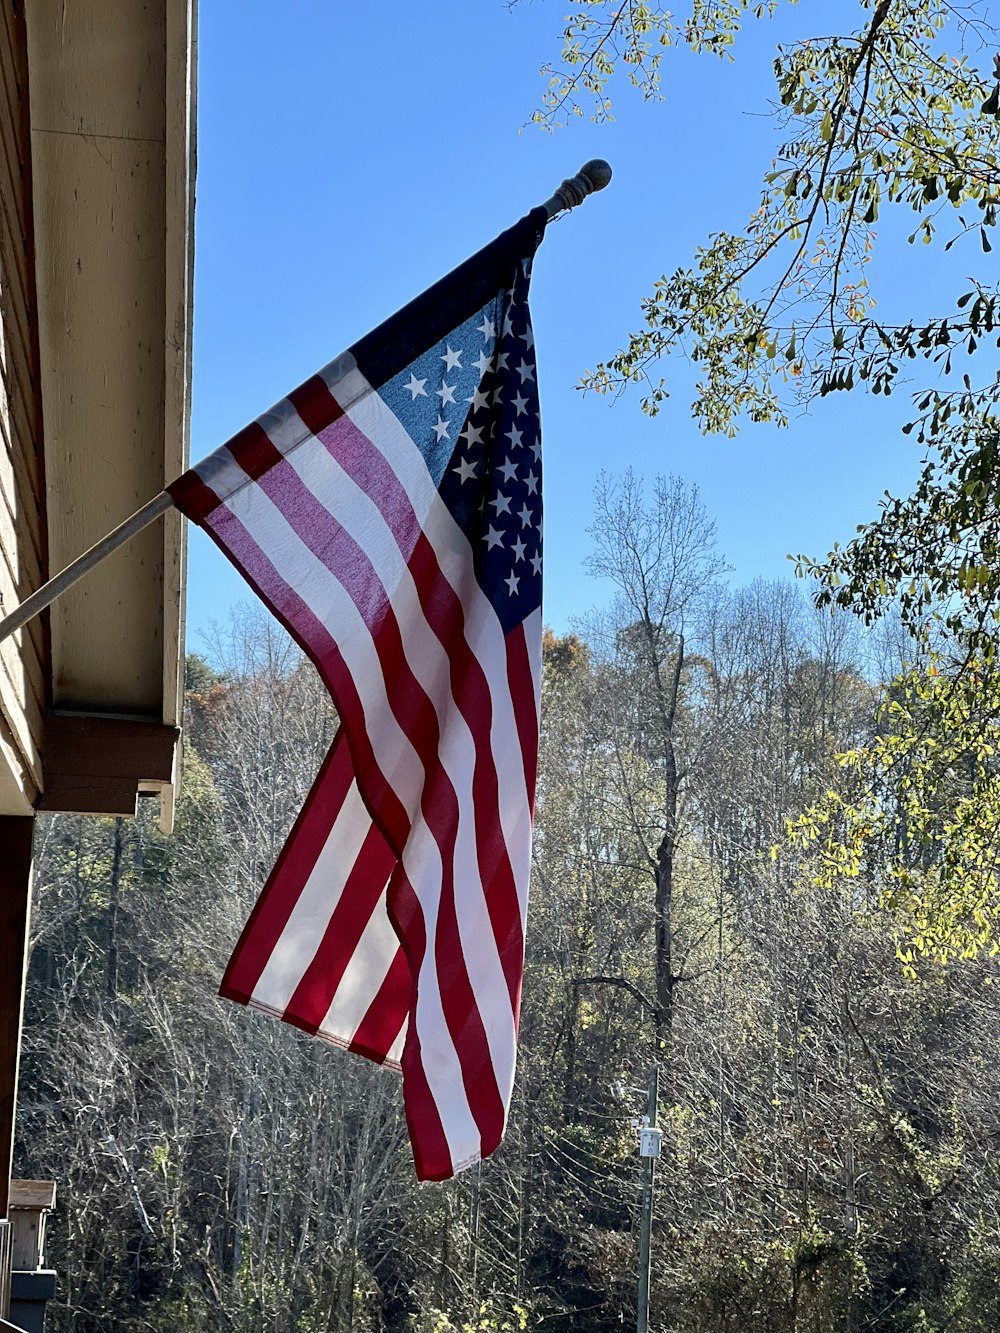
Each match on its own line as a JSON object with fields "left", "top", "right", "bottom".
{"left": 8, "top": 1181, "right": 55, "bottom": 1272}
{"left": 0, "top": 1217, "right": 11, "bottom": 1319}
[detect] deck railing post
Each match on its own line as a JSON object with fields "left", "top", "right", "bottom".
{"left": 0, "top": 818, "right": 34, "bottom": 1320}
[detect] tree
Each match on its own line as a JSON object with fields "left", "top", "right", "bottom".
{"left": 584, "top": 472, "right": 725, "bottom": 1056}
{"left": 526, "top": 0, "right": 1000, "bottom": 959}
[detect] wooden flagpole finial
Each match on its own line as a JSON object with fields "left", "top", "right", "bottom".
{"left": 542, "top": 160, "right": 613, "bottom": 219}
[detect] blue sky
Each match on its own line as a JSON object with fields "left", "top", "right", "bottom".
{"left": 187, "top": 1, "right": 967, "bottom": 648}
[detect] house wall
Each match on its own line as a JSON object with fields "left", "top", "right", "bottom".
{"left": 0, "top": 1, "right": 45, "bottom": 817}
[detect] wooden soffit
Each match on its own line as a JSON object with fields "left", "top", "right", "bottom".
{"left": 24, "top": 1, "right": 195, "bottom": 825}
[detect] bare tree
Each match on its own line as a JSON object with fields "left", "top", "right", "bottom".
{"left": 585, "top": 471, "right": 725, "bottom": 1062}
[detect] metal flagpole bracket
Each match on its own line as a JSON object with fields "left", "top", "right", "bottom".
{"left": 0, "top": 490, "right": 175, "bottom": 646}
{"left": 541, "top": 160, "right": 613, "bottom": 220}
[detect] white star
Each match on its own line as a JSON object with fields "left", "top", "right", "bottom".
{"left": 512, "top": 536, "right": 527, "bottom": 562}
{"left": 505, "top": 423, "right": 523, "bottom": 449}
{"left": 525, "top": 470, "right": 539, "bottom": 495}
{"left": 530, "top": 436, "right": 542, "bottom": 460}
{"left": 517, "top": 503, "right": 534, "bottom": 528}
{"left": 517, "top": 360, "right": 536, "bottom": 383}
{"left": 492, "top": 387, "right": 504, "bottom": 407}
{"left": 466, "top": 385, "right": 490, "bottom": 413}
{"left": 483, "top": 525, "right": 504, "bottom": 550}
{"left": 512, "top": 391, "right": 528, "bottom": 417}
{"left": 520, "top": 324, "right": 535, "bottom": 351}
{"left": 498, "top": 457, "right": 518, "bottom": 483}
{"left": 491, "top": 493, "right": 512, "bottom": 515}
{"left": 434, "top": 416, "right": 450, "bottom": 442}
{"left": 531, "top": 551, "right": 542, "bottom": 575}
{"left": 474, "top": 350, "right": 492, "bottom": 376}
{"left": 405, "top": 374, "right": 428, "bottom": 399}
{"left": 437, "top": 382, "right": 457, "bottom": 406}
{"left": 453, "top": 456, "right": 478, "bottom": 484}
{"left": 460, "top": 421, "right": 484, "bottom": 447}
{"left": 505, "top": 572, "right": 520, "bottom": 596}
{"left": 502, "top": 310, "right": 514, "bottom": 338}
{"left": 496, "top": 352, "right": 509, "bottom": 372}
{"left": 477, "top": 316, "right": 496, "bottom": 340}
{"left": 442, "top": 345, "right": 463, "bottom": 371}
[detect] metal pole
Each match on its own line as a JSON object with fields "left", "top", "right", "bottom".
{"left": 0, "top": 160, "right": 612, "bottom": 649}
{"left": 0, "top": 490, "right": 173, "bottom": 646}
{"left": 637, "top": 1065, "right": 660, "bottom": 1333}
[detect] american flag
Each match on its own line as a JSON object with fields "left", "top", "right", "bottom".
{"left": 169, "top": 210, "right": 546, "bottom": 1180}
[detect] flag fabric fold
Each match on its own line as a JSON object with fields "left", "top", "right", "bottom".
{"left": 169, "top": 209, "right": 547, "bottom": 1179}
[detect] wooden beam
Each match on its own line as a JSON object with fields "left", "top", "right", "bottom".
{"left": 38, "top": 713, "right": 178, "bottom": 816}
{"left": 0, "top": 817, "right": 33, "bottom": 1222}
{"left": 7, "top": 1183, "right": 54, "bottom": 1212}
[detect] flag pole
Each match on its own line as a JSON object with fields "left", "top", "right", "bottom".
{"left": 0, "top": 160, "right": 612, "bottom": 648}
{"left": 0, "top": 490, "right": 175, "bottom": 644}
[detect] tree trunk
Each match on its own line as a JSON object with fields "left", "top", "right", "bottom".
{"left": 652, "top": 635, "right": 683, "bottom": 1064}
{"left": 106, "top": 817, "right": 124, "bottom": 1000}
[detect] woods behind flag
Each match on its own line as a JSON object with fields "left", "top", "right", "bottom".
{"left": 169, "top": 209, "right": 548, "bottom": 1180}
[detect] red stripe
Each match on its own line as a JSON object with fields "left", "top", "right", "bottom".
{"left": 168, "top": 471, "right": 222, "bottom": 525}
{"left": 408, "top": 532, "right": 524, "bottom": 1006}
{"left": 284, "top": 820, "right": 398, "bottom": 1037}
{"left": 220, "top": 731, "right": 354, "bottom": 1003}
{"left": 227, "top": 421, "right": 282, "bottom": 481}
{"left": 364, "top": 567, "right": 518, "bottom": 1158}
{"left": 348, "top": 945, "right": 409, "bottom": 1064}
{"left": 289, "top": 376, "right": 345, "bottom": 437}
{"left": 503, "top": 623, "right": 540, "bottom": 1030}
{"left": 505, "top": 623, "right": 539, "bottom": 816}
{"left": 371, "top": 601, "right": 507, "bottom": 1154}
{"left": 388, "top": 872, "right": 453, "bottom": 1180}
{"left": 311, "top": 403, "right": 526, "bottom": 1007}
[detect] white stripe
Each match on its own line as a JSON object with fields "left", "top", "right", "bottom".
{"left": 384, "top": 1018, "right": 406, "bottom": 1066}
{"left": 248, "top": 779, "right": 393, "bottom": 1036}
{"left": 221, "top": 473, "right": 481, "bottom": 1160}
{"left": 280, "top": 429, "right": 518, "bottom": 1092}
{"left": 524, "top": 606, "right": 543, "bottom": 725}
{"left": 194, "top": 448, "right": 250, "bottom": 506}
{"left": 317, "top": 884, "right": 407, "bottom": 1062}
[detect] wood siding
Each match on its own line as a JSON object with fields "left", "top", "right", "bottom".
{"left": 0, "top": 1, "right": 44, "bottom": 815}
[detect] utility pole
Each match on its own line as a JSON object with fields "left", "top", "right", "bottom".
{"left": 636, "top": 1065, "right": 661, "bottom": 1333}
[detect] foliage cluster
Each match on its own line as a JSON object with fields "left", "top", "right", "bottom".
{"left": 525, "top": 0, "right": 1000, "bottom": 962}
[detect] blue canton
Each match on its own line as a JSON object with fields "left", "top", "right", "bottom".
{"left": 383, "top": 259, "right": 541, "bottom": 635}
